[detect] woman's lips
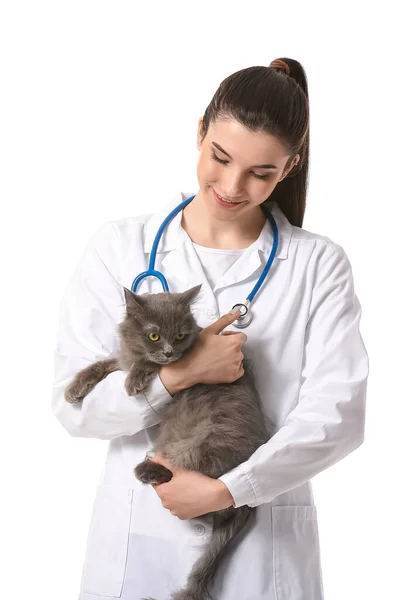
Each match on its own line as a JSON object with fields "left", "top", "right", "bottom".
{"left": 212, "top": 188, "right": 245, "bottom": 208}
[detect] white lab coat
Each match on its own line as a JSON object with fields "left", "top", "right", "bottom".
{"left": 52, "top": 190, "right": 369, "bottom": 600}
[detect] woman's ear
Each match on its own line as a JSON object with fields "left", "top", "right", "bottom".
{"left": 196, "top": 117, "right": 204, "bottom": 150}
{"left": 280, "top": 154, "right": 300, "bottom": 181}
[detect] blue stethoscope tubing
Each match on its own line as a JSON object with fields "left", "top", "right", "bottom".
{"left": 131, "top": 194, "right": 278, "bottom": 328}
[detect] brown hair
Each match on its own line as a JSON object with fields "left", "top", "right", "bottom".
{"left": 199, "top": 58, "right": 310, "bottom": 227}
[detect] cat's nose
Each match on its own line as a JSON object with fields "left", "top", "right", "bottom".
{"left": 164, "top": 350, "right": 173, "bottom": 358}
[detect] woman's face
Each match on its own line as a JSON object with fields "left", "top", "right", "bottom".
{"left": 196, "top": 117, "right": 299, "bottom": 219}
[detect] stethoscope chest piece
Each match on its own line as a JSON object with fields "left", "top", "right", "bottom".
{"left": 231, "top": 302, "right": 252, "bottom": 328}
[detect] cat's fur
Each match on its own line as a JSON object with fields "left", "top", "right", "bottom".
{"left": 65, "top": 284, "right": 271, "bottom": 600}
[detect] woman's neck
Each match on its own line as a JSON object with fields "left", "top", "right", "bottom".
{"left": 181, "top": 190, "right": 267, "bottom": 250}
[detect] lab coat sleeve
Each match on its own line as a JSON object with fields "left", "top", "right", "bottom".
{"left": 51, "top": 221, "right": 173, "bottom": 440}
{"left": 218, "top": 243, "right": 369, "bottom": 508}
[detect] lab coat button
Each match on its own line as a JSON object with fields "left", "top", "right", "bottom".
{"left": 206, "top": 310, "right": 216, "bottom": 318}
{"left": 194, "top": 524, "right": 205, "bottom": 536}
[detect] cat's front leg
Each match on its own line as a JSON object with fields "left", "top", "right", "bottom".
{"left": 125, "top": 368, "right": 155, "bottom": 396}
{"left": 65, "top": 358, "right": 119, "bottom": 404}
{"left": 65, "top": 365, "right": 105, "bottom": 404}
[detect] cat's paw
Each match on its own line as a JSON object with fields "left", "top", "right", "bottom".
{"left": 125, "top": 378, "right": 145, "bottom": 396}
{"left": 64, "top": 378, "right": 94, "bottom": 404}
{"left": 134, "top": 459, "right": 173, "bottom": 484}
{"left": 125, "top": 371, "right": 154, "bottom": 396}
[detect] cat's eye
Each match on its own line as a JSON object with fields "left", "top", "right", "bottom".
{"left": 148, "top": 333, "right": 160, "bottom": 342}
{"left": 175, "top": 333, "right": 185, "bottom": 341}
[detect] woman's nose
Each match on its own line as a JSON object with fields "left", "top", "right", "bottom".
{"left": 223, "top": 176, "right": 244, "bottom": 198}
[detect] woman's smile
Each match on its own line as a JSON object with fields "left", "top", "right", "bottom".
{"left": 212, "top": 187, "right": 246, "bottom": 208}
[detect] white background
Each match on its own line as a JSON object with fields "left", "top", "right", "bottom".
{"left": 1, "top": 1, "right": 419, "bottom": 598}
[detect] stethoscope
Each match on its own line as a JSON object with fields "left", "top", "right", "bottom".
{"left": 131, "top": 194, "right": 278, "bottom": 328}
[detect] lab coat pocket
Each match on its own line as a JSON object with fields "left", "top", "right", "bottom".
{"left": 80, "top": 485, "right": 134, "bottom": 598}
{"left": 271, "top": 505, "right": 323, "bottom": 600}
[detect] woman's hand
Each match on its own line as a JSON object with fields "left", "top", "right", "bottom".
{"left": 148, "top": 453, "right": 235, "bottom": 519}
{"left": 160, "top": 310, "right": 247, "bottom": 392}
{"left": 187, "top": 310, "right": 248, "bottom": 385}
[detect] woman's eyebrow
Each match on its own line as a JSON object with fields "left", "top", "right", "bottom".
{"left": 212, "top": 142, "right": 278, "bottom": 169}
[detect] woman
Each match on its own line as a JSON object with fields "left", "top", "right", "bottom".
{"left": 52, "top": 58, "right": 369, "bottom": 599}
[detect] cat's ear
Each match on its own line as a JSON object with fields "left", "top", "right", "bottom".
{"left": 123, "top": 287, "right": 146, "bottom": 313}
{"left": 178, "top": 284, "right": 202, "bottom": 306}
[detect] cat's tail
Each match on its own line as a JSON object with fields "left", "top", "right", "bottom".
{"left": 171, "top": 505, "right": 254, "bottom": 600}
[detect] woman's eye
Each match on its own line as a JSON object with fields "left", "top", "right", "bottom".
{"left": 211, "top": 152, "right": 228, "bottom": 165}
{"left": 175, "top": 333, "right": 185, "bottom": 341}
{"left": 210, "top": 151, "right": 269, "bottom": 181}
{"left": 148, "top": 333, "right": 160, "bottom": 342}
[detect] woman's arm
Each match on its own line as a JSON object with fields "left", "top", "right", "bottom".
{"left": 51, "top": 221, "right": 189, "bottom": 440}
{"left": 218, "top": 243, "right": 369, "bottom": 508}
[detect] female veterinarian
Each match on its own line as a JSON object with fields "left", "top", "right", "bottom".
{"left": 52, "top": 58, "right": 369, "bottom": 599}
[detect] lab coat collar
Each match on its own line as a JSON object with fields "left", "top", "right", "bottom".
{"left": 143, "top": 190, "right": 293, "bottom": 259}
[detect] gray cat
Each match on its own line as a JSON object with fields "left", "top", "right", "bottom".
{"left": 65, "top": 284, "right": 271, "bottom": 600}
